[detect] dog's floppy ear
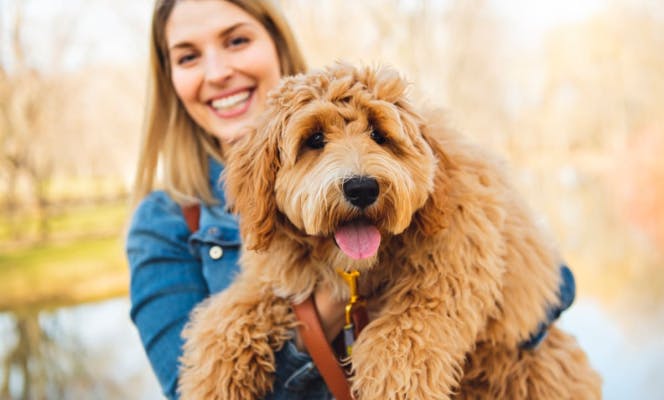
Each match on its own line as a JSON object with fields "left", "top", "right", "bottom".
{"left": 411, "top": 116, "right": 456, "bottom": 237}
{"left": 223, "top": 113, "right": 283, "bottom": 251}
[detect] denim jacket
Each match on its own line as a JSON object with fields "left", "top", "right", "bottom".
{"left": 126, "top": 158, "right": 331, "bottom": 399}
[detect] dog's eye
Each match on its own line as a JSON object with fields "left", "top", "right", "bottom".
{"left": 305, "top": 131, "right": 326, "bottom": 149}
{"left": 371, "top": 130, "right": 388, "bottom": 145}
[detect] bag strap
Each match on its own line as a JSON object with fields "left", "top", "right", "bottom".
{"left": 292, "top": 296, "right": 354, "bottom": 400}
{"left": 181, "top": 204, "right": 201, "bottom": 232}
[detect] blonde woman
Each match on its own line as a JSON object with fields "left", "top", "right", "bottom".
{"left": 126, "top": 1, "right": 345, "bottom": 398}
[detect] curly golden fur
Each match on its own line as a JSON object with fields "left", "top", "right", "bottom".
{"left": 179, "top": 63, "right": 601, "bottom": 399}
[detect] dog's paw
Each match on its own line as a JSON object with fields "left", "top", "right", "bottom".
{"left": 178, "top": 290, "right": 294, "bottom": 400}
{"left": 349, "top": 318, "right": 460, "bottom": 400}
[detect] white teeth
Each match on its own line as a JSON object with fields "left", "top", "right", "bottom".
{"left": 211, "top": 91, "right": 251, "bottom": 110}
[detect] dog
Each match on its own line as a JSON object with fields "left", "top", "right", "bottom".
{"left": 179, "top": 63, "right": 601, "bottom": 399}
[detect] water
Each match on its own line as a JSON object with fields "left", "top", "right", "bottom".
{"left": 53, "top": 299, "right": 163, "bottom": 400}
{"left": 0, "top": 299, "right": 161, "bottom": 400}
{"left": 559, "top": 299, "right": 664, "bottom": 399}
{"left": 1, "top": 296, "right": 663, "bottom": 399}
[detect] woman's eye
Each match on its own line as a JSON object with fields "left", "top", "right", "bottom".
{"left": 228, "top": 36, "right": 250, "bottom": 48}
{"left": 305, "top": 132, "right": 326, "bottom": 149}
{"left": 371, "top": 129, "right": 388, "bottom": 145}
{"left": 176, "top": 53, "right": 197, "bottom": 65}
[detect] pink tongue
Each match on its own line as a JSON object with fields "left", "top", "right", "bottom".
{"left": 334, "top": 221, "right": 381, "bottom": 260}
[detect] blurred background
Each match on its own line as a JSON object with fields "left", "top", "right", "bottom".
{"left": 0, "top": 0, "right": 662, "bottom": 398}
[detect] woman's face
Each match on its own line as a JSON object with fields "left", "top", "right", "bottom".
{"left": 166, "top": 0, "right": 281, "bottom": 146}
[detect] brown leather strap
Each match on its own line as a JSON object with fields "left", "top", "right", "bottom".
{"left": 292, "top": 296, "right": 353, "bottom": 400}
{"left": 182, "top": 204, "right": 201, "bottom": 232}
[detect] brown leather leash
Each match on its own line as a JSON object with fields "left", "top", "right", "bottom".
{"left": 293, "top": 271, "right": 369, "bottom": 400}
{"left": 293, "top": 296, "right": 355, "bottom": 400}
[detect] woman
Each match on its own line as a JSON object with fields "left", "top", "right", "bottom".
{"left": 126, "top": 1, "right": 344, "bottom": 398}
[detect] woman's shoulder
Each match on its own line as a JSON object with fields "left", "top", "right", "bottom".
{"left": 128, "top": 190, "right": 235, "bottom": 237}
{"left": 125, "top": 191, "right": 195, "bottom": 271}
{"left": 131, "top": 191, "right": 182, "bottom": 226}
{"left": 127, "top": 190, "right": 192, "bottom": 243}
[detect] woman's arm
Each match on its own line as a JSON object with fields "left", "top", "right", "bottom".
{"left": 126, "top": 192, "right": 208, "bottom": 399}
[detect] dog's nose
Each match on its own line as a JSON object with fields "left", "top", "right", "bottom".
{"left": 343, "top": 176, "right": 379, "bottom": 209}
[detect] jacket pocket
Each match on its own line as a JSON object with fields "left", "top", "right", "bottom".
{"left": 188, "top": 224, "right": 241, "bottom": 294}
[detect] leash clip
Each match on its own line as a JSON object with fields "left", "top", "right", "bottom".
{"left": 337, "top": 269, "right": 367, "bottom": 357}
{"left": 337, "top": 269, "right": 361, "bottom": 324}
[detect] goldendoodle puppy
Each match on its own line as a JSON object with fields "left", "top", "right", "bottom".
{"left": 179, "top": 63, "right": 601, "bottom": 399}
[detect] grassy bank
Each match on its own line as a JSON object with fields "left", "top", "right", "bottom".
{"left": 0, "top": 202, "right": 130, "bottom": 312}
{"left": 0, "top": 200, "right": 128, "bottom": 246}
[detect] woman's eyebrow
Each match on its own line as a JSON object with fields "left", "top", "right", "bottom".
{"left": 168, "top": 22, "right": 250, "bottom": 51}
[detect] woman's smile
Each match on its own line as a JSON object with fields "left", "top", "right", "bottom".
{"left": 208, "top": 87, "right": 254, "bottom": 118}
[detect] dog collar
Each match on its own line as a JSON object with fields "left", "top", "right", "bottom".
{"left": 520, "top": 264, "right": 576, "bottom": 350}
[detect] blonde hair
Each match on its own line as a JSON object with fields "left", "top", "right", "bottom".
{"left": 132, "top": 0, "right": 307, "bottom": 207}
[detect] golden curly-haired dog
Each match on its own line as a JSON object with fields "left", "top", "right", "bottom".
{"left": 179, "top": 64, "right": 601, "bottom": 399}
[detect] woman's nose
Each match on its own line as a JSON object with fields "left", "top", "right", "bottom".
{"left": 204, "top": 52, "right": 233, "bottom": 84}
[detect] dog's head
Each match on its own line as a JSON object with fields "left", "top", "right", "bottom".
{"left": 225, "top": 63, "right": 446, "bottom": 268}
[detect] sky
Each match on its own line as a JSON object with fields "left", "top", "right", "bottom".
{"left": 0, "top": 0, "right": 610, "bottom": 73}
{"left": 490, "top": 0, "right": 606, "bottom": 47}
{"left": 0, "top": 0, "right": 151, "bottom": 72}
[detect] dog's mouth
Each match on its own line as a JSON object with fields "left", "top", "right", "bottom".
{"left": 333, "top": 219, "right": 381, "bottom": 260}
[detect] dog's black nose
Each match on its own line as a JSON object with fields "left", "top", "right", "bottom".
{"left": 343, "top": 176, "right": 379, "bottom": 209}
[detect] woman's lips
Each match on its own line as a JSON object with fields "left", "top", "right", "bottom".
{"left": 208, "top": 89, "right": 254, "bottom": 118}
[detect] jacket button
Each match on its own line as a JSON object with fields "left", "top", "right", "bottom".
{"left": 209, "top": 246, "right": 223, "bottom": 260}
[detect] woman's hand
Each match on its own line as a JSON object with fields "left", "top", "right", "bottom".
{"left": 313, "top": 282, "right": 348, "bottom": 344}
{"left": 293, "top": 282, "right": 384, "bottom": 352}
{"left": 293, "top": 283, "right": 346, "bottom": 351}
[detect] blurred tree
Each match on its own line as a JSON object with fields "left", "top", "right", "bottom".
{"left": 0, "top": 0, "right": 145, "bottom": 242}
{"left": 1, "top": 4, "right": 42, "bottom": 239}
{"left": 0, "top": 2, "right": 72, "bottom": 240}
{"left": 437, "top": 0, "right": 509, "bottom": 150}
{"left": 523, "top": 4, "right": 664, "bottom": 155}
